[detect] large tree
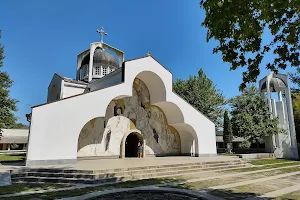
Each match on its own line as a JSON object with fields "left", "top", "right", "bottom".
{"left": 173, "top": 68, "right": 225, "bottom": 129}
{"left": 291, "top": 92, "right": 300, "bottom": 144}
{"left": 200, "top": 0, "right": 300, "bottom": 90}
{"left": 230, "top": 85, "right": 283, "bottom": 143}
{"left": 0, "top": 30, "right": 18, "bottom": 132}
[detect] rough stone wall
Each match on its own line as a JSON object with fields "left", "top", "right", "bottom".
{"left": 77, "top": 78, "right": 181, "bottom": 157}
{"left": 77, "top": 116, "right": 130, "bottom": 157}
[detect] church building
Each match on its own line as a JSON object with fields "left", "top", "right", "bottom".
{"left": 26, "top": 28, "right": 217, "bottom": 166}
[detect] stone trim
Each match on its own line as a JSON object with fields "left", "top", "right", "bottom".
{"left": 26, "top": 159, "right": 76, "bottom": 166}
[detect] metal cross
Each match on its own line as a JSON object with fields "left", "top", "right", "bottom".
{"left": 96, "top": 27, "right": 108, "bottom": 42}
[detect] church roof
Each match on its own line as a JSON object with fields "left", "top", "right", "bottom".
{"left": 63, "top": 77, "right": 88, "bottom": 85}
{"left": 81, "top": 47, "right": 119, "bottom": 67}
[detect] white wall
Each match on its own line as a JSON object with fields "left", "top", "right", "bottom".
{"left": 26, "top": 56, "right": 216, "bottom": 165}
{"left": 62, "top": 83, "right": 86, "bottom": 99}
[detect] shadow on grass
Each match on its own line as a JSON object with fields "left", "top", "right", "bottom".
{"left": 1, "top": 177, "right": 183, "bottom": 200}
{"left": 204, "top": 188, "right": 272, "bottom": 200}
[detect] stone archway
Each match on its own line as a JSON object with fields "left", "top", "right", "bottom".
{"left": 120, "top": 129, "right": 145, "bottom": 158}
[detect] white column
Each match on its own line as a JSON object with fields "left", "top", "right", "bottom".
{"left": 88, "top": 45, "right": 96, "bottom": 82}
{"left": 278, "top": 91, "right": 283, "bottom": 101}
{"left": 285, "top": 87, "right": 299, "bottom": 155}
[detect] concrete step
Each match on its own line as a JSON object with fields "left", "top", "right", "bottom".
{"left": 13, "top": 159, "right": 246, "bottom": 174}
{"left": 12, "top": 163, "right": 249, "bottom": 184}
{"left": 11, "top": 161, "right": 247, "bottom": 179}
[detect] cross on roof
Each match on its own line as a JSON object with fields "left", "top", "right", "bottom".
{"left": 96, "top": 27, "right": 108, "bottom": 43}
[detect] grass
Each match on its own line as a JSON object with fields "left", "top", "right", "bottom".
{"left": 220, "top": 153, "right": 238, "bottom": 156}
{"left": 171, "top": 166, "right": 300, "bottom": 190}
{"left": 275, "top": 190, "right": 300, "bottom": 200}
{"left": 1, "top": 178, "right": 178, "bottom": 200}
{"left": 250, "top": 159, "right": 297, "bottom": 165}
{"left": 0, "top": 153, "right": 26, "bottom": 162}
{"left": 0, "top": 183, "right": 69, "bottom": 195}
{"left": 225, "top": 161, "right": 300, "bottom": 173}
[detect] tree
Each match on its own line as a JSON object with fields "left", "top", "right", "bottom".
{"left": 13, "top": 123, "right": 29, "bottom": 129}
{"left": 173, "top": 68, "right": 225, "bottom": 129}
{"left": 230, "top": 85, "right": 283, "bottom": 144}
{"left": 0, "top": 30, "right": 18, "bottom": 133}
{"left": 223, "top": 110, "right": 233, "bottom": 144}
{"left": 291, "top": 92, "right": 300, "bottom": 145}
{"left": 200, "top": 0, "right": 300, "bottom": 90}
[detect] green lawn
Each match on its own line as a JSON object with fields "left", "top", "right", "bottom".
{"left": 220, "top": 153, "right": 238, "bottom": 156}
{"left": 226, "top": 160, "right": 300, "bottom": 173}
{"left": 0, "top": 153, "right": 26, "bottom": 162}
{"left": 250, "top": 158, "right": 297, "bottom": 165}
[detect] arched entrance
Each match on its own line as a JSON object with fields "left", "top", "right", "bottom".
{"left": 121, "top": 129, "right": 145, "bottom": 158}
{"left": 125, "top": 133, "right": 141, "bottom": 157}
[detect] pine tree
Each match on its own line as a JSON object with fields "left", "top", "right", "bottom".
{"left": 223, "top": 110, "right": 233, "bottom": 145}
{"left": 0, "top": 30, "right": 18, "bottom": 134}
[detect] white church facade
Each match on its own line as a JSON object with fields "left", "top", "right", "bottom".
{"left": 26, "top": 29, "right": 217, "bottom": 166}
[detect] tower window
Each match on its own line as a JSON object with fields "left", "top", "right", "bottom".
{"left": 95, "top": 66, "right": 100, "bottom": 75}
{"left": 103, "top": 67, "right": 108, "bottom": 76}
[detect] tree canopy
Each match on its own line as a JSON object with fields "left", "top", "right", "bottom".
{"left": 0, "top": 30, "right": 19, "bottom": 132}
{"left": 230, "top": 85, "right": 283, "bottom": 142}
{"left": 291, "top": 92, "right": 300, "bottom": 144}
{"left": 173, "top": 68, "right": 225, "bottom": 129}
{"left": 200, "top": 0, "right": 300, "bottom": 90}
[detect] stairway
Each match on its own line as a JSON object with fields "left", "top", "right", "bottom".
{"left": 11, "top": 158, "right": 250, "bottom": 185}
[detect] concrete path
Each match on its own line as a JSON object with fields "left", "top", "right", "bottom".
{"left": 58, "top": 186, "right": 224, "bottom": 200}
{"left": 211, "top": 171, "right": 300, "bottom": 190}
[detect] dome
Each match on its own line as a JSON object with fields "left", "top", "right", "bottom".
{"left": 261, "top": 77, "right": 287, "bottom": 92}
{"left": 81, "top": 47, "right": 118, "bottom": 67}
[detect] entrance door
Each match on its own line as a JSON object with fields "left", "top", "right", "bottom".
{"left": 125, "top": 133, "right": 140, "bottom": 157}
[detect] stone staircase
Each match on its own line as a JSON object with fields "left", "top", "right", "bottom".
{"left": 11, "top": 158, "right": 250, "bottom": 184}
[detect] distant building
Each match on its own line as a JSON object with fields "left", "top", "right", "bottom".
{"left": 215, "top": 131, "right": 245, "bottom": 149}
{"left": 0, "top": 129, "right": 29, "bottom": 150}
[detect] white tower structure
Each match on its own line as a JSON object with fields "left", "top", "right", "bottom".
{"left": 76, "top": 27, "right": 124, "bottom": 82}
{"left": 259, "top": 72, "right": 299, "bottom": 159}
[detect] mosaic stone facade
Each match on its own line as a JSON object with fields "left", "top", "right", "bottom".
{"left": 77, "top": 78, "right": 181, "bottom": 157}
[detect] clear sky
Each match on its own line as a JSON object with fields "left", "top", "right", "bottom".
{"left": 0, "top": 0, "right": 296, "bottom": 124}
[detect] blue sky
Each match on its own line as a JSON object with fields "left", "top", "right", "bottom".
{"left": 0, "top": 0, "right": 296, "bottom": 124}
